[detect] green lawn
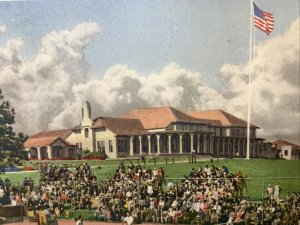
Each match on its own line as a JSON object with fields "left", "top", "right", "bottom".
{"left": 1, "top": 157, "right": 300, "bottom": 200}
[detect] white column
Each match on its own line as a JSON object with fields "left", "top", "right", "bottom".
{"left": 147, "top": 135, "right": 151, "bottom": 154}
{"left": 168, "top": 134, "right": 172, "bottom": 154}
{"left": 37, "top": 147, "right": 41, "bottom": 160}
{"left": 197, "top": 134, "right": 200, "bottom": 153}
{"left": 179, "top": 134, "right": 183, "bottom": 154}
{"left": 47, "top": 146, "right": 52, "bottom": 159}
{"left": 129, "top": 137, "right": 134, "bottom": 156}
{"left": 191, "top": 134, "right": 194, "bottom": 152}
{"left": 156, "top": 135, "right": 161, "bottom": 154}
{"left": 139, "top": 136, "right": 142, "bottom": 154}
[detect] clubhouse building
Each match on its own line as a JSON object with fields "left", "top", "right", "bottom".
{"left": 24, "top": 102, "right": 265, "bottom": 160}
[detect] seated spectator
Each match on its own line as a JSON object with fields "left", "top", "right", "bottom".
{"left": 122, "top": 212, "right": 134, "bottom": 225}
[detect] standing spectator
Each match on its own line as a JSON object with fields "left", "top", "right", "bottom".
{"left": 274, "top": 184, "right": 280, "bottom": 204}
{"left": 266, "top": 184, "right": 274, "bottom": 199}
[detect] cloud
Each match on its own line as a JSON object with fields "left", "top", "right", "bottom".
{"left": 0, "top": 19, "right": 299, "bottom": 144}
{"left": 219, "top": 18, "right": 300, "bottom": 142}
{"left": 0, "top": 25, "right": 6, "bottom": 34}
{"left": 0, "top": 22, "right": 100, "bottom": 133}
{"left": 48, "top": 63, "right": 226, "bottom": 130}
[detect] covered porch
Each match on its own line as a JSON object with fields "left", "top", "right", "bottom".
{"left": 27, "top": 137, "right": 76, "bottom": 160}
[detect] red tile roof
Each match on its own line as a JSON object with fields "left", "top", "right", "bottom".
{"left": 187, "top": 110, "right": 259, "bottom": 128}
{"left": 92, "top": 117, "right": 145, "bottom": 135}
{"left": 31, "top": 129, "right": 73, "bottom": 139}
{"left": 272, "top": 139, "right": 300, "bottom": 151}
{"left": 24, "top": 136, "right": 74, "bottom": 148}
{"left": 122, "top": 106, "right": 209, "bottom": 130}
{"left": 24, "top": 129, "right": 74, "bottom": 148}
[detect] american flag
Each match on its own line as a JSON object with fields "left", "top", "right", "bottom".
{"left": 253, "top": 2, "right": 274, "bottom": 35}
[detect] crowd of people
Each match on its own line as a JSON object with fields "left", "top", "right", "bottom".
{"left": 0, "top": 161, "right": 299, "bottom": 225}
{"left": 0, "top": 177, "right": 22, "bottom": 206}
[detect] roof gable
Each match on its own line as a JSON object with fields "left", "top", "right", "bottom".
{"left": 31, "top": 129, "right": 73, "bottom": 139}
{"left": 92, "top": 117, "right": 145, "bottom": 135}
{"left": 24, "top": 136, "right": 74, "bottom": 148}
{"left": 187, "top": 110, "right": 259, "bottom": 128}
{"left": 122, "top": 106, "right": 207, "bottom": 130}
{"left": 24, "top": 129, "right": 74, "bottom": 148}
{"left": 272, "top": 139, "right": 300, "bottom": 150}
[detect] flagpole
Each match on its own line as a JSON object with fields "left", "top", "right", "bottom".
{"left": 246, "top": 0, "right": 254, "bottom": 160}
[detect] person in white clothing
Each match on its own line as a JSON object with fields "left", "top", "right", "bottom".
{"left": 76, "top": 215, "right": 83, "bottom": 225}
{"left": 122, "top": 212, "right": 134, "bottom": 225}
{"left": 274, "top": 184, "right": 280, "bottom": 204}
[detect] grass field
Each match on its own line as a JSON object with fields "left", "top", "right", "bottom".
{"left": 1, "top": 157, "right": 300, "bottom": 201}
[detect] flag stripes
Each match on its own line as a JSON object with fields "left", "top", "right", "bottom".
{"left": 253, "top": 2, "right": 274, "bottom": 34}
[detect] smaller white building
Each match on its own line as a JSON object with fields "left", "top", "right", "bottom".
{"left": 273, "top": 139, "right": 300, "bottom": 160}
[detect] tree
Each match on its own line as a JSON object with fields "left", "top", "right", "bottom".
{"left": 0, "top": 89, "right": 28, "bottom": 166}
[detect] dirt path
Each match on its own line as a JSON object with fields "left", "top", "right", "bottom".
{"left": 5, "top": 220, "right": 157, "bottom": 225}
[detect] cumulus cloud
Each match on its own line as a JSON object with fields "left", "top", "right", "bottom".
{"left": 48, "top": 63, "right": 226, "bottom": 130}
{"left": 219, "top": 18, "right": 300, "bottom": 142}
{"left": 0, "top": 19, "right": 299, "bottom": 144}
{"left": 0, "top": 22, "right": 100, "bottom": 133}
{"left": 0, "top": 25, "right": 6, "bottom": 34}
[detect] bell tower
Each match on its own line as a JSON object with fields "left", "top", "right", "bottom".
{"left": 81, "top": 101, "right": 93, "bottom": 127}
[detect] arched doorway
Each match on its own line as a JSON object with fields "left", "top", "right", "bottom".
{"left": 150, "top": 135, "right": 157, "bottom": 153}
{"left": 219, "top": 139, "right": 224, "bottom": 156}
{"left": 182, "top": 133, "right": 191, "bottom": 153}
{"left": 159, "top": 134, "right": 168, "bottom": 153}
{"left": 30, "top": 147, "right": 38, "bottom": 159}
{"left": 52, "top": 146, "right": 63, "bottom": 158}
{"left": 171, "top": 134, "right": 179, "bottom": 153}
{"left": 199, "top": 135, "right": 204, "bottom": 154}
{"left": 40, "top": 147, "right": 48, "bottom": 159}
{"left": 224, "top": 139, "right": 229, "bottom": 156}
{"left": 132, "top": 136, "right": 140, "bottom": 155}
{"left": 141, "top": 136, "right": 149, "bottom": 154}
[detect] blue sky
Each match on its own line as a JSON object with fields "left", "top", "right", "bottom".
{"left": 0, "top": 0, "right": 299, "bottom": 89}
{"left": 0, "top": 1, "right": 299, "bottom": 142}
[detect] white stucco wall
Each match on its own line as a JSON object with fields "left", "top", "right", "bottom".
{"left": 281, "top": 146, "right": 292, "bottom": 160}
{"left": 94, "top": 128, "right": 117, "bottom": 158}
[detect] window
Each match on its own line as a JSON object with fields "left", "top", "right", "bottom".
{"left": 69, "top": 148, "right": 76, "bottom": 157}
{"left": 97, "top": 141, "right": 105, "bottom": 152}
{"left": 117, "top": 140, "right": 128, "bottom": 152}
{"left": 251, "top": 129, "right": 256, "bottom": 137}
{"left": 284, "top": 150, "right": 288, "bottom": 156}
{"left": 241, "top": 129, "right": 245, "bottom": 137}
{"left": 76, "top": 143, "right": 82, "bottom": 155}
{"left": 109, "top": 140, "right": 113, "bottom": 152}
{"left": 84, "top": 128, "right": 89, "bottom": 138}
